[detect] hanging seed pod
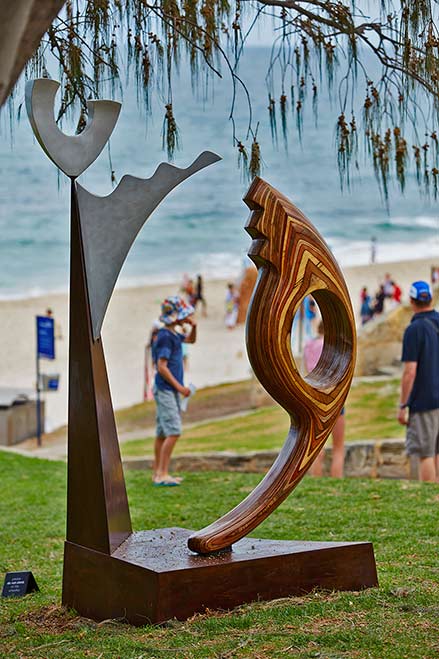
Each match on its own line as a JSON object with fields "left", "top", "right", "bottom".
{"left": 162, "top": 103, "right": 180, "bottom": 160}
{"left": 75, "top": 106, "right": 87, "bottom": 134}
{"left": 237, "top": 140, "right": 248, "bottom": 178}
{"left": 312, "top": 81, "right": 318, "bottom": 126}
{"left": 296, "top": 99, "right": 303, "bottom": 140}
{"left": 249, "top": 138, "right": 261, "bottom": 179}
{"left": 432, "top": 167, "right": 438, "bottom": 199}
{"left": 431, "top": 131, "right": 438, "bottom": 167}
{"left": 268, "top": 94, "right": 277, "bottom": 144}
{"left": 280, "top": 93, "right": 288, "bottom": 143}
{"left": 394, "top": 127, "right": 408, "bottom": 192}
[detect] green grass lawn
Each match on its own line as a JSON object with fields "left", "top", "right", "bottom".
{"left": 121, "top": 379, "right": 404, "bottom": 458}
{"left": 1, "top": 451, "right": 438, "bottom": 658}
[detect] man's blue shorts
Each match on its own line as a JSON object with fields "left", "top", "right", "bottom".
{"left": 153, "top": 386, "right": 182, "bottom": 438}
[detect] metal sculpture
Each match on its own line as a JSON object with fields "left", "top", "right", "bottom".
{"left": 189, "top": 177, "right": 355, "bottom": 553}
{"left": 26, "top": 79, "right": 121, "bottom": 178}
{"left": 26, "top": 78, "right": 376, "bottom": 625}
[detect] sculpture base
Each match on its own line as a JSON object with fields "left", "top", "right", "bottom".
{"left": 62, "top": 527, "right": 378, "bottom": 625}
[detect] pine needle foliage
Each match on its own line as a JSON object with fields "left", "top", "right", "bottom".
{"left": 20, "top": 0, "right": 439, "bottom": 194}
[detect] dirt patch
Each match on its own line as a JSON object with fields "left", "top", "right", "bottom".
{"left": 18, "top": 605, "right": 96, "bottom": 634}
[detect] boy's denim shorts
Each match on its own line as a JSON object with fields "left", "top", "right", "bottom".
{"left": 153, "top": 386, "right": 182, "bottom": 438}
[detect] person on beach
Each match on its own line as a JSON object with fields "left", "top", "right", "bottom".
{"left": 180, "top": 274, "right": 196, "bottom": 307}
{"left": 382, "top": 273, "right": 393, "bottom": 298}
{"left": 373, "top": 285, "right": 385, "bottom": 315}
{"left": 392, "top": 280, "right": 402, "bottom": 305}
{"left": 370, "top": 236, "right": 377, "bottom": 264}
{"left": 186, "top": 279, "right": 197, "bottom": 307}
{"left": 236, "top": 259, "right": 257, "bottom": 324}
{"left": 45, "top": 307, "right": 63, "bottom": 340}
{"left": 304, "top": 321, "right": 345, "bottom": 478}
{"left": 304, "top": 295, "right": 317, "bottom": 338}
{"left": 194, "top": 274, "right": 207, "bottom": 316}
{"left": 225, "top": 282, "right": 239, "bottom": 329}
{"left": 152, "top": 296, "right": 197, "bottom": 486}
{"left": 398, "top": 281, "right": 439, "bottom": 482}
{"left": 360, "top": 287, "right": 373, "bottom": 325}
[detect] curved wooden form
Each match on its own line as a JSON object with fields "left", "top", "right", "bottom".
{"left": 188, "top": 177, "right": 356, "bottom": 554}
{"left": 26, "top": 88, "right": 376, "bottom": 621}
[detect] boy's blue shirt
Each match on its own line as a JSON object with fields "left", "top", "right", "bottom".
{"left": 153, "top": 328, "right": 185, "bottom": 392}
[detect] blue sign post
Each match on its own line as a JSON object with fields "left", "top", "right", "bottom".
{"left": 35, "top": 316, "right": 55, "bottom": 446}
{"left": 37, "top": 316, "right": 55, "bottom": 359}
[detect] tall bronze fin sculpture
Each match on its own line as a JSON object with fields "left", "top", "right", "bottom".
{"left": 188, "top": 177, "right": 355, "bottom": 554}
{"left": 26, "top": 79, "right": 376, "bottom": 625}
{"left": 77, "top": 153, "right": 219, "bottom": 340}
{"left": 25, "top": 78, "right": 220, "bottom": 554}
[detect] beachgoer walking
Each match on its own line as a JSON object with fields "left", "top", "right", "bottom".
{"left": 304, "top": 321, "right": 345, "bottom": 478}
{"left": 186, "top": 279, "right": 197, "bottom": 307}
{"left": 304, "top": 295, "right": 317, "bottom": 338}
{"left": 360, "top": 287, "right": 373, "bottom": 325}
{"left": 382, "top": 273, "right": 393, "bottom": 298}
{"left": 194, "top": 274, "right": 207, "bottom": 317}
{"left": 225, "top": 283, "right": 239, "bottom": 329}
{"left": 398, "top": 281, "right": 439, "bottom": 482}
{"left": 370, "top": 236, "right": 377, "bottom": 264}
{"left": 373, "top": 285, "right": 385, "bottom": 315}
{"left": 45, "top": 307, "right": 63, "bottom": 340}
{"left": 391, "top": 280, "right": 402, "bottom": 305}
{"left": 152, "top": 296, "right": 196, "bottom": 486}
{"left": 236, "top": 260, "right": 257, "bottom": 324}
{"left": 180, "top": 274, "right": 196, "bottom": 306}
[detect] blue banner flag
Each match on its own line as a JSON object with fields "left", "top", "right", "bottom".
{"left": 36, "top": 316, "right": 55, "bottom": 360}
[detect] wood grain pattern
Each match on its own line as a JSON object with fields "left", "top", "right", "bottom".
{"left": 188, "top": 177, "right": 356, "bottom": 554}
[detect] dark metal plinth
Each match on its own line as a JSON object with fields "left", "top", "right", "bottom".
{"left": 62, "top": 527, "right": 378, "bottom": 625}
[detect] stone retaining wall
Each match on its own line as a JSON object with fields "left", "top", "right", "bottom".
{"left": 124, "top": 438, "right": 410, "bottom": 479}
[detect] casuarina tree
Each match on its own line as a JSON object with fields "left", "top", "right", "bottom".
{"left": 3, "top": 1, "right": 439, "bottom": 196}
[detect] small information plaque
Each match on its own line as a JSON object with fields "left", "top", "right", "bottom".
{"left": 1, "top": 571, "right": 39, "bottom": 598}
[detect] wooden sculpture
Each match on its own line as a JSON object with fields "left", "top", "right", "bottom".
{"left": 189, "top": 177, "right": 355, "bottom": 553}
{"left": 26, "top": 79, "right": 377, "bottom": 625}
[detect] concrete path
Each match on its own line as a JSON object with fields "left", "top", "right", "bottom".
{"left": 0, "top": 409, "right": 254, "bottom": 461}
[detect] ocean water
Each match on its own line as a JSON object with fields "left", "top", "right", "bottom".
{"left": 1, "top": 47, "right": 439, "bottom": 299}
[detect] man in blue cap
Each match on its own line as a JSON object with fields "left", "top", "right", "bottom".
{"left": 398, "top": 280, "right": 439, "bottom": 481}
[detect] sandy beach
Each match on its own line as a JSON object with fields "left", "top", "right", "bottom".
{"left": 0, "top": 256, "right": 437, "bottom": 431}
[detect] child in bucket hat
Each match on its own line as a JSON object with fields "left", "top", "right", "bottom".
{"left": 152, "top": 295, "right": 197, "bottom": 486}
{"left": 160, "top": 295, "right": 195, "bottom": 325}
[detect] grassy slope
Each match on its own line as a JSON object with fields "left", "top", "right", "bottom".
{"left": 1, "top": 451, "right": 438, "bottom": 658}
{"left": 121, "top": 379, "right": 403, "bottom": 457}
